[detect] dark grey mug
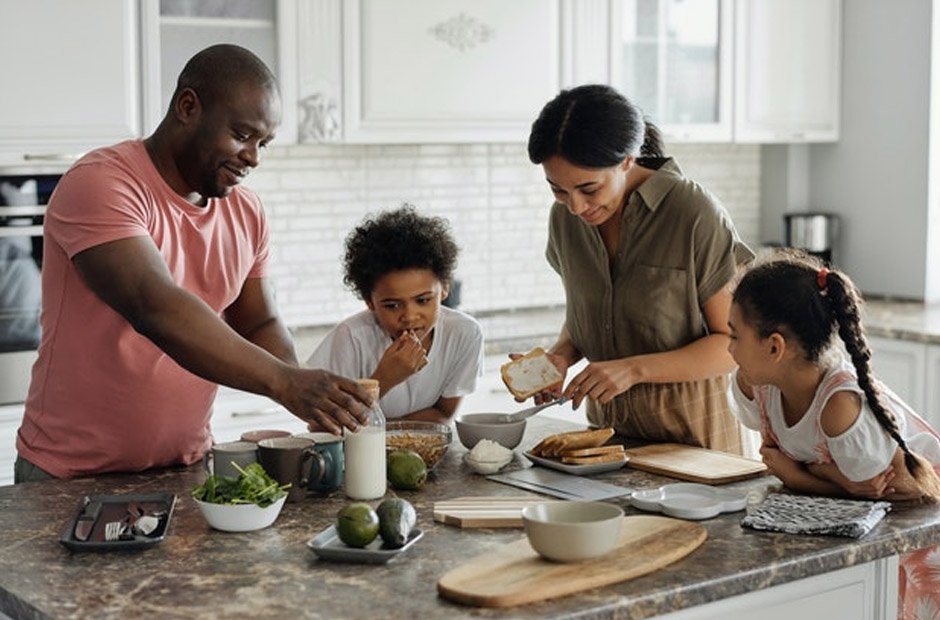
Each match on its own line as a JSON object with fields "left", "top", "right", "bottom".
{"left": 257, "top": 436, "right": 324, "bottom": 502}
{"left": 296, "top": 432, "right": 345, "bottom": 494}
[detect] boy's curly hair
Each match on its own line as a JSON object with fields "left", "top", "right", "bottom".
{"left": 343, "top": 205, "right": 459, "bottom": 301}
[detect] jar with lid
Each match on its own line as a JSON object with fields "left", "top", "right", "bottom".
{"left": 344, "top": 378, "right": 386, "bottom": 500}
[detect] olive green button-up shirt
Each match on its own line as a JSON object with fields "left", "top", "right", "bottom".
{"left": 545, "top": 158, "right": 753, "bottom": 452}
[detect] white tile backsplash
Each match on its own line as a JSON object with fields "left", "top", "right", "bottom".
{"left": 246, "top": 142, "right": 760, "bottom": 329}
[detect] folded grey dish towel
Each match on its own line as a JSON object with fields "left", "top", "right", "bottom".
{"left": 741, "top": 493, "right": 891, "bottom": 538}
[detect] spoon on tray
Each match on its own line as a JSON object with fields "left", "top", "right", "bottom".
{"left": 500, "top": 397, "right": 567, "bottom": 424}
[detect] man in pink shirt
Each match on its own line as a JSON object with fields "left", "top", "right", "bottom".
{"left": 15, "top": 44, "right": 370, "bottom": 481}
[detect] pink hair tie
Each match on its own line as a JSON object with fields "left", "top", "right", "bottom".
{"left": 817, "top": 267, "right": 830, "bottom": 291}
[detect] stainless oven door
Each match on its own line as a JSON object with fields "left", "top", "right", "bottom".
{"left": 0, "top": 208, "right": 43, "bottom": 404}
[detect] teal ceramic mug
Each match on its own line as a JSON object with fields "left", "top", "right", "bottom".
{"left": 296, "top": 432, "right": 345, "bottom": 494}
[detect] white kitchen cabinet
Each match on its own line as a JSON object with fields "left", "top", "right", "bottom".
{"left": 298, "top": 0, "right": 565, "bottom": 144}
{"left": 866, "top": 334, "right": 940, "bottom": 428}
{"left": 0, "top": 0, "right": 141, "bottom": 166}
{"left": 656, "top": 555, "right": 897, "bottom": 620}
{"left": 924, "top": 345, "right": 940, "bottom": 430}
{"left": 140, "top": 0, "right": 298, "bottom": 144}
{"left": 610, "top": 0, "right": 734, "bottom": 143}
{"left": 734, "top": 0, "right": 842, "bottom": 143}
{"left": 868, "top": 336, "right": 927, "bottom": 414}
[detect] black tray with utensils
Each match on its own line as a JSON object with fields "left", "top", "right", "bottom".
{"left": 60, "top": 492, "right": 176, "bottom": 552}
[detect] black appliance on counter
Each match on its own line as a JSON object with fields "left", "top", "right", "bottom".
{"left": 0, "top": 173, "right": 61, "bottom": 404}
{"left": 784, "top": 212, "right": 839, "bottom": 266}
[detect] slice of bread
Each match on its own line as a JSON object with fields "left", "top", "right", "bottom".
{"left": 560, "top": 444, "right": 624, "bottom": 458}
{"left": 561, "top": 451, "right": 628, "bottom": 465}
{"left": 500, "top": 347, "right": 564, "bottom": 400}
{"left": 530, "top": 427, "right": 615, "bottom": 458}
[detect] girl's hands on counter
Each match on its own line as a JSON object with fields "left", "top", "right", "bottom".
{"left": 806, "top": 461, "right": 896, "bottom": 499}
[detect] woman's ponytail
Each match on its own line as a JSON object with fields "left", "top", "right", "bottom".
{"left": 640, "top": 120, "right": 665, "bottom": 159}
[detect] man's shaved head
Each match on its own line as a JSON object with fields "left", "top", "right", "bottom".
{"left": 171, "top": 44, "right": 278, "bottom": 112}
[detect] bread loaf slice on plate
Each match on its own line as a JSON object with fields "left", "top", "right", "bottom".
{"left": 529, "top": 427, "right": 615, "bottom": 458}
{"left": 561, "top": 444, "right": 625, "bottom": 458}
{"left": 500, "top": 347, "right": 564, "bottom": 400}
{"left": 560, "top": 451, "right": 627, "bottom": 465}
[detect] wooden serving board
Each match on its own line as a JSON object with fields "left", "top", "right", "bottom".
{"left": 433, "top": 496, "right": 546, "bottom": 528}
{"left": 624, "top": 443, "right": 767, "bottom": 484}
{"left": 437, "top": 515, "right": 706, "bottom": 608}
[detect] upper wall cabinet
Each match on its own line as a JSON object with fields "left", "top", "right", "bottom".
{"left": 0, "top": 0, "right": 140, "bottom": 167}
{"left": 140, "top": 0, "right": 298, "bottom": 145}
{"left": 734, "top": 0, "right": 842, "bottom": 143}
{"left": 610, "top": 0, "right": 734, "bottom": 143}
{"left": 298, "top": 0, "right": 566, "bottom": 144}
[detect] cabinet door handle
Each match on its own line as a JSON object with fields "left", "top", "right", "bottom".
{"left": 230, "top": 407, "right": 283, "bottom": 418}
{"left": 22, "top": 153, "right": 82, "bottom": 162}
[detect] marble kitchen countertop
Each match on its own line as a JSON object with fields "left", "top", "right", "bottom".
{"left": 1, "top": 416, "right": 939, "bottom": 620}
{"left": 862, "top": 298, "right": 940, "bottom": 344}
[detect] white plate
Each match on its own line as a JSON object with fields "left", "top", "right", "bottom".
{"left": 524, "top": 451, "right": 628, "bottom": 475}
{"left": 630, "top": 482, "right": 748, "bottom": 520}
{"left": 306, "top": 525, "right": 423, "bottom": 564}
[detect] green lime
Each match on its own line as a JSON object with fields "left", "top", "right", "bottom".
{"left": 387, "top": 449, "right": 428, "bottom": 491}
{"left": 336, "top": 502, "right": 380, "bottom": 548}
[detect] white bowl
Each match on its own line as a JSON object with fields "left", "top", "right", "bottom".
{"left": 464, "top": 453, "right": 513, "bottom": 474}
{"left": 453, "top": 413, "right": 526, "bottom": 450}
{"left": 522, "top": 501, "right": 623, "bottom": 562}
{"left": 194, "top": 496, "right": 286, "bottom": 532}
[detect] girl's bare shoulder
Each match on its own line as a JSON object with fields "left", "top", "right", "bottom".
{"left": 819, "top": 390, "right": 863, "bottom": 437}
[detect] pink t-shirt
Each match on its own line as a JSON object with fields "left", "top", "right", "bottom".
{"left": 16, "top": 140, "right": 270, "bottom": 478}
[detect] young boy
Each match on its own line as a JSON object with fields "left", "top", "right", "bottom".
{"left": 307, "top": 206, "right": 483, "bottom": 423}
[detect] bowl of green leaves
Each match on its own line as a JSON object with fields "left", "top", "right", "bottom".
{"left": 191, "top": 462, "right": 290, "bottom": 532}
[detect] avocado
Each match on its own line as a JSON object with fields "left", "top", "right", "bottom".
{"left": 376, "top": 497, "right": 417, "bottom": 548}
{"left": 336, "top": 502, "right": 380, "bottom": 548}
{"left": 387, "top": 449, "right": 427, "bottom": 491}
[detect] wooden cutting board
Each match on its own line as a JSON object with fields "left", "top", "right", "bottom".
{"left": 433, "top": 497, "right": 547, "bottom": 528}
{"left": 624, "top": 443, "right": 767, "bottom": 484}
{"left": 438, "top": 515, "right": 706, "bottom": 607}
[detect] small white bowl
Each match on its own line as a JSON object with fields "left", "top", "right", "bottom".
{"left": 464, "top": 453, "right": 513, "bottom": 474}
{"left": 522, "top": 501, "right": 623, "bottom": 562}
{"left": 194, "top": 496, "right": 286, "bottom": 532}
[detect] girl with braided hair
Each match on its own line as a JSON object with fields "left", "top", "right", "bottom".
{"left": 729, "top": 249, "right": 940, "bottom": 618}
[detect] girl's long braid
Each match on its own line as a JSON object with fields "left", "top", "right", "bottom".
{"left": 826, "top": 271, "right": 940, "bottom": 501}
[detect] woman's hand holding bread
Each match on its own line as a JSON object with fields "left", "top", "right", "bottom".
{"left": 502, "top": 347, "right": 568, "bottom": 404}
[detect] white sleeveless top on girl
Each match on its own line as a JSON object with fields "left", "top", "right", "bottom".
{"left": 732, "top": 358, "right": 940, "bottom": 481}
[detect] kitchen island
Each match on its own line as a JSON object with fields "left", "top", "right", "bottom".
{"left": 1, "top": 416, "right": 938, "bottom": 620}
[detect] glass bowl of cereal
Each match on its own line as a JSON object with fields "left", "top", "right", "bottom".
{"left": 385, "top": 420, "right": 453, "bottom": 470}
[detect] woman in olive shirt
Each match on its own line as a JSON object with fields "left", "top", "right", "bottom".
{"left": 527, "top": 84, "right": 753, "bottom": 453}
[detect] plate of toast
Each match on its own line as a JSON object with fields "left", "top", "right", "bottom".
{"left": 525, "top": 427, "right": 628, "bottom": 475}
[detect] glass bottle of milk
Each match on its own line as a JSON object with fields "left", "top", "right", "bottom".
{"left": 344, "top": 378, "right": 386, "bottom": 500}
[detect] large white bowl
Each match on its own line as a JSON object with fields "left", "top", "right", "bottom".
{"left": 522, "top": 501, "right": 623, "bottom": 562}
{"left": 194, "top": 496, "right": 286, "bottom": 532}
{"left": 453, "top": 413, "right": 526, "bottom": 450}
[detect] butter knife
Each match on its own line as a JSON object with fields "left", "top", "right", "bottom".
{"left": 73, "top": 497, "right": 102, "bottom": 542}
{"left": 500, "top": 397, "right": 567, "bottom": 424}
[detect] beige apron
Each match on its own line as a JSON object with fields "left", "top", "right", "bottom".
{"left": 586, "top": 375, "right": 744, "bottom": 455}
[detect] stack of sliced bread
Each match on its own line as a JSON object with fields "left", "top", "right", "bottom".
{"left": 529, "top": 428, "right": 625, "bottom": 464}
